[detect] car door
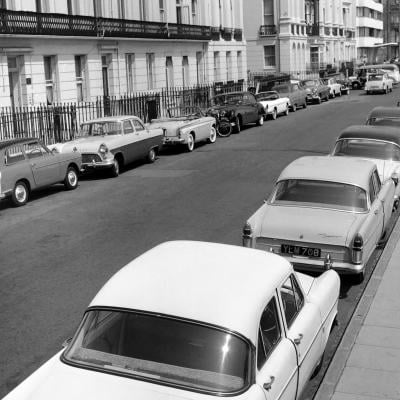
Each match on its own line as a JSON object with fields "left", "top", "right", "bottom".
{"left": 120, "top": 119, "right": 138, "bottom": 164}
{"left": 279, "top": 274, "right": 323, "bottom": 397}
{"left": 132, "top": 118, "right": 151, "bottom": 159}
{"left": 292, "top": 84, "right": 301, "bottom": 105}
{"left": 245, "top": 93, "right": 260, "bottom": 123}
{"left": 374, "top": 169, "right": 394, "bottom": 228}
{"left": 23, "top": 141, "right": 61, "bottom": 187}
{"left": 2, "top": 144, "right": 33, "bottom": 191}
{"left": 256, "top": 295, "right": 298, "bottom": 400}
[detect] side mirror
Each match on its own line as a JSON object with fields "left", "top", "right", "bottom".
{"left": 51, "top": 148, "right": 59, "bottom": 154}
{"left": 62, "top": 338, "right": 72, "bottom": 348}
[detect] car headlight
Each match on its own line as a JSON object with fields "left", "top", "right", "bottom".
{"left": 98, "top": 143, "right": 108, "bottom": 158}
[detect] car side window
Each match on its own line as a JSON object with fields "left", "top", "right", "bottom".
{"left": 132, "top": 119, "right": 145, "bottom": 132}
{"left": 23, "top": 142, "right": 48, "bottom": 159}
{"left": 123, "top": 121, "right": 134, "bottom": 134}
{"left": 369, "top": 176, "right": 377, "bottom": 203}
{"left": 280, "top": 274, "right": 304, "bottom": 328}
{"left": 257, "top": 297, "right": 281, "bottom": 370}
{"left": 246, "top": 93, "right": 257, "bottom": 104}
{"left": 5, "top": 145, "right": 25, "bottom": 165}
{"left": 373, "top": 170, "right": 382, "bottom": 193}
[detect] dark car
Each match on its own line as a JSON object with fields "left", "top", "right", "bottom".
{"left": 300, "top": 79, "right": 331, "bottom": 104}
{"left": 272, "top": 82, "right": 308, "bottom": 111}
{"left": 366, "top": 106, "right": 400, "bottom": 127}
{"left": 335, "top": 78, "right": 351, "bottom": 95}
{"left": 207, "top": 91, "right": 265, "bottom": 133}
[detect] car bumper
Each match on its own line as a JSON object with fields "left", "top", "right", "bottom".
{"left": 82, "top": 159, "right": 114, "bottom": 170}
{"left": 365, "top": 87, "right": 384, "bottom": 92}
{"left": 163, "top": 137, "right": 185, "bottom": 145}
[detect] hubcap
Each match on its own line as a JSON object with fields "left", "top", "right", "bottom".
{"left": 188, "top": 136, "right": 194, "bottom": 149}
{"left": 210, "top": 128, "right": 216, "bottom": 142}
{"left": 68, "top": 171, "right": 77, "bottom": 186}
{"left": 15, "top": 185, "right": 26, "bottom": 203}
{"left": 114, "top": 160, "right": 119, "bottom": 174}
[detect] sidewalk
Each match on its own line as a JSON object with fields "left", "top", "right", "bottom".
{"left": 315, "top": 216, "right": 400, "bottom": 400}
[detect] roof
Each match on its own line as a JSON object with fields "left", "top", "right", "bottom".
{"left": 81, "top": 115, "right": 139, "bottom": 124}
{"left": 278, "top": 156, "right": 376, "bottom": 190}
{"left": 367, "top": 106, "right": 400, "bottom": 120}
{"left": 0, "top": 137, "right": 38, "bottom": 150}
{"left": 337, "top": 125, "right": 400, "bottom": 146}
{"left": 89, "top": 241, "right": 292, "bottom": 345}
{"left": 212, "top": 91, "right": 251, "bottom": 98}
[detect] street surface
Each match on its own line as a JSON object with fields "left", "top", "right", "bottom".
{"left": 1, "top": 88, "right": 399, "bottom": 398}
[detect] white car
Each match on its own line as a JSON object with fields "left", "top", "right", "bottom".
{"left": 255, "top": 91, "right": 290, "bottom": 120}
{"left": 331, "top": 125, "right": 400, "bottom": 210}
{"left": 365, "top": 72, "right": 393, "bottom": 94}
{"left": 243, "top": 156, "right": 395, "bottom": 283}
{"left": 322, "top": 77, "right": 342, "bottom": 98}
{"left": 3, "top": 241, "right": 340, "bottom": 400}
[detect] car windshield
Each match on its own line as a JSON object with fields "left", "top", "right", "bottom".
{"left": 64, "top": 310, "right": 250, "bottom": 394}
{"left": 333, "top": 139, "right": 400, "bottom": 161}
{"left": 368, "top": 117, "right": 400, "bottom": 127}
{"left": 168, "top": 107, "right": 203, "bottom": 119}
{"left": 302, "top": 80, "right": 317, "bottom": 87}
{"left": 368, "top": 74, "right": 383, "bottom": 81}
{"left": 271, "top": 179, "right": 368, "bottom": 212}
{"left": 211, "top": 94, "right": 244, "bottom": 106}
{"left": 256, "top": 92, "right": 278, "bottom": 101}
{"left": 78, "top": 122, "right": 122, "bottom": 137}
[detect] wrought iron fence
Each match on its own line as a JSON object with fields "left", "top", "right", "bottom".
{"left": 0, "top": 81, "right": 245, "bottom": 144}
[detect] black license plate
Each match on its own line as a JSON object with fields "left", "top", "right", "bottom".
{"left": 281, "top": 244, "right": 321, "bottom": 258}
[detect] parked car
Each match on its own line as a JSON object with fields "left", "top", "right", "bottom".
{"left": 0, "top": 138, "right": 81, "bottom": 206}
{"left": 331, "top": 125, "right": 400, "bottom": 210}
{"left": 255, "top": 91, "right": 290, "bottom": 120}
{"left": 335, "top": 78, "right": 351, "bottom": 95}
{"left": 272, "top": 82, "right": 308, "bottom": 111}
{"left": 148, "top": 107, "right": 216, "bottom": 152}
{"left": 242, "top": 156, "right": 395, "bottom": 283}
{"left": 300, "top": 79, "right": 331, "bottom": 104}
{"left": 3, "top": 240, "right": 340, "bottom": 400}
{"left": 366, "top": 106, "right": 400, "bottom": 127}
{"left": 50, "top": 116, "right": 163, "bottom": 177}
{"left": 365, "top": 73, "right": 393, "bottom": 94}
{"left": 322, "top": 77, "right": 342, "bottom": 98}
{"left": 207, "top": 91, "right": 265, "bottom": 133}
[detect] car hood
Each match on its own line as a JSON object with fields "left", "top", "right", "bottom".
{"left": 5, "top": 353, "right": 259, "bottom": 400}
{"left": 50, "top": 136, "right": 120, "bottom": 154}
{"left": 255, "top": 204, "right": 363, "bottom": 247}
{"left": 207, "top": 105, "right": 236, "bottom": 113}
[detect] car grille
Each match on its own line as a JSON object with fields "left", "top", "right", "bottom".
{"left": 82, "top": 154, "right": 102, "bottom": 163}
{"left": 255, "top": 237, "right": 350, "bottom": 262}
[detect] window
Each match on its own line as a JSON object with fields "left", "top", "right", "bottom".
{"left": 191, "top": 0, "right": 198, "bottom": 24}
{"left": 263, "top": 0, "right": 274, "bottom": 25}
{"left": 196, "top": 51, "right": 204, "bottom": 84}
{"left": 176, "top": 0, "right": 182, "bottom": 23}
{"left": 132, "top": 119, "right": 145, "bottom": 131}
{"left": 226, "top": 52, "right": 232, "bottom": 81}
{"left": 146, "top": 53, "right": 155, "bottom": 90}
{"left": 257, "top": 297, "right": 281, "bottom": 369}
{"left": 372, "top": 170, "right": 382, "bottom": 194}
{"left": 214, "top": 51, "right": 220, "bottom": 81}
{"left": 182, "top": 56, "right": 189, "bottom": 87}
{"left": 166, "top": 56, "right": 174, "bottom": 89}
{"left": 44, "top": 56, "right": 57, "bottom": 105}
{"left": 237, "top": 51, "right": 243, "bottom": 79}
{"left": 369, "top": 177, "right": 376, "bottom": 203}
{"left": 101, "top": 54, "right": 111, "bottom": 97}
{"left": 23, "top": 142, "right": 49, "bottom": 159}
{"left": 139, "top": 0, "right": 147, "bottom": 20}
{"left": 118, "top": 0, "right": 125, "bottom": 19}
{"left": 280, "top": 275, "right": 304, "bottom": 328}
{"left": 5, "top": 145, "right": 25, "bottom": 165}
{"left": 93, "top": 0, "right": 102, "bottom": 16}
{"left": 126, "top": 53, "right": 135, "bottom": 93}
{"left": 75, "top": 55, "right": 87, "bottom": 102}
{"left": 159, "top": 0, "right": 166, "bottom": 22}
{"left": 264, "top": 46, "right": 276, "bottom": 67}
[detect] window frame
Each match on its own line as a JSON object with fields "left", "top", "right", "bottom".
{"left": 279, "top": 274, "right": 305, "bottom": 329}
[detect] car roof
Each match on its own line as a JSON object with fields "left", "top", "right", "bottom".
{"left": 81, "top": 116, "right": 139, "bottom": 124}
{"left": 89, "top": 240, "right": 292, "bottom": 345}
{"left": 278, "top": 156, "right": 376, "bottom": 190}
{"left": 337, "top": 125, "right": 400, "bottom": 146}
{"left": 213, "top": 91, "right": 252, "bottom": 98}
{"left": 368, "top": 106, "right": 400, "bottom": 119}
{"left": 0, "top": 137, "right": 39, "bottom": 150}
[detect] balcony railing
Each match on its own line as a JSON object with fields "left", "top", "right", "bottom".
{"left": 0, "top": 9, "right": 212, "bottom": 40}
{"left": 306, "top": 23, "right": 319, "bottom": 36}
{"left": 221, "top": 27, "right": 233, "bottom": 41}
{"left": 332, "top": 27, "right": 338, "bottom": 36}
{"left": 324, "top": 27, "right": 330, "bottom": 36}
{"left": 259, "top": 25, "right": 277, "bottom": 36}
{"left": 345, "top": 29, "right": 355, "bottom": 39}
{"left": 234, "top": 28, "right": 242, "bottom": 41}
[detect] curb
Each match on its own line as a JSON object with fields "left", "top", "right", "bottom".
{"left": 314, "top": 213, "right": 400, "bottom": 400}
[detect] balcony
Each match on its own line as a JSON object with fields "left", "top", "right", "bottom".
{"left": 306, "top": 23, "right": 320, "bottom": 36}
{"left": 221, "top": 27, "right": 233, "bottom": 41}
{"left": 211, "top": 26, "right": 220, "bottom": 40}
{"left": 259, "top": 25, "right": 277, "bottom": 36}
{"left": 345, "top": 29, "right": 355, "bottom": 39}
{"left": 234, "top": 28, "right": 243, "bottom": 41}
{"left": 332, "top": 27, "right": 338, "bottom": 36}
{"left": 324, "top": 27, "right": 330, "bottom": 36}
{"left": 0, "top": 9, "right": 212, "bottom": 41}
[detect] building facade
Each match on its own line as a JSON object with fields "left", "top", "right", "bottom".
{"left": 0, "top": 0, "right": 246, "bottom": 108}
{"left": 243, "top": 0, "right": 357, "bottom": 76}
{"left": 356, "top": 0, "right": 384, "bottom": 63}
{"left": 383, "top": 0, "right": 400, "bottom": 60}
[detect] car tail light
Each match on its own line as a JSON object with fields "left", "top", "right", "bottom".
{"left": 242, "top": 222, "right": 253, "bottom": 247}
{"left": 352, "top": 233, "right": 363, "bottom": 264}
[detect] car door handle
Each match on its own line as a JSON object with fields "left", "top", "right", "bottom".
{"left": 374, "top": 210, "right": 379, "bottom": 215}
{"left": 293, "top": 333, "right": 303, "bottom": 345}
{"left": 263, "top": 376, "right": 275, "bottom": 391}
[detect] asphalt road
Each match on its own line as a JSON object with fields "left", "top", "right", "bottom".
{"left": 1, "top": 88, "right": 399, "bottom": 398}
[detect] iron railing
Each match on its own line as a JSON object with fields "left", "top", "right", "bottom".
{"left": 259, "top": 25, "right": 277, "bottom": 36}
{"left": 306, "top": 23, "right": 320, "bottom": 36}
{"left": 234, "top": 28, "right": 243, "bottom": 41}
{"left": 0, "top": 9, "right": 212, "bottom": 40}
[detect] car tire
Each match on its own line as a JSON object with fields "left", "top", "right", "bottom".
{"left": 385, "top": 87, "right": 389, "bottom": 94}
{"left": 216, "top": 121, "right": 232, "bottom": 137}
{"left": 325, "top": 93, "right": 329, "bottom": 101}
{"left": 110, "top": 158, "right": 120, "bottom": 177}
{"left": 271, "top": 109, "right": 277, "bottom": 120}
{"left": 338, "top": 90, "right": 342, "bottom": 97}
{"left": 256, "top": 114, "right": 264, "bottom": 126}
{"left": 284, "top": 105, "right": 289, "bottom": 116}
{"left": 303, "top": 100, "right": 307, "bottom": 109}
{"left": 234, "top": 116, "right": 241, "bottom": 133}
{"left": 187, "top": 133, "right": 195, "bottom": 152}
{"left": 316, "top": 97, "right": 322, "bottom": 104}
{"left": 366, "top": 90, "right": 370, "bottom": 95}
{"left": 292, "top": 103, "right": 297, "bottom": 112}
{"left": 11, "top": 180, "right": 29, "bottom": 207}
{"left": 208, "top": 127, "right": 217, "bottom": 143}
{"left": 147, "top": 148, "right": 156, "bottom": 163}
{"left": 64, "top": 166, "right": 78, "bottom": 190}
{"left": 311, "top": 352, "right": 324, "bottom": 379}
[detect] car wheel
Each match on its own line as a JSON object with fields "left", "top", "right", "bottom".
{"left": 256, "top": 114, "right": 264, "bottom": 126}
{"left": 366, "top": 90, "right": 370, "bottom": 95}
{"left": 208, "top": 127, "right": 217, "bottom": 143}
{"left": 353, "top": 271, "right": 365, "bottom": 285}
{"left": 284, "top": 105, "right": 289, "bottom": 116}
{"left": 147, "top": 148, "right": 156, "bottom": 163}
{"left": 187, "top": 133, "right": 195, "bottom": 152}
{"left": 385, "top": 87, "right": 389, "bottom": 94}
{"left": 303, "top": 100, "right": 307, "bottom": 109}
{"left": 292, "top": 103, "right": 297, "bottom": 112}
{"left": 216, "top": 121, "right": 232, "bottom": 137}
{"left": 325, "top": 93, "right": 329, "bottom": 101}
{"left": 390, "top": 87, "right": 393, "bottom": 92}
{"left": 110, "top": 158, "right": 120, "bottom": 177}
{"left": 12, "top": 181, "right": 29, "bottom": 206}
{"left": 64, "top": 166, "right": 78, "bottom": 190}
{"left": 316, "top": 96, "right": 322, "bottom": 104}
{"left": 338, "top": 90, "right": 342, "bottom": 97}
{"left": 311, "top": 352, "right": 324, "bottom": 378}
{"left": 234, "top": 116, "right": 241, "bottom": 133}
{"left": 271, "top": 109, "right": 277, "bottom": 120}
